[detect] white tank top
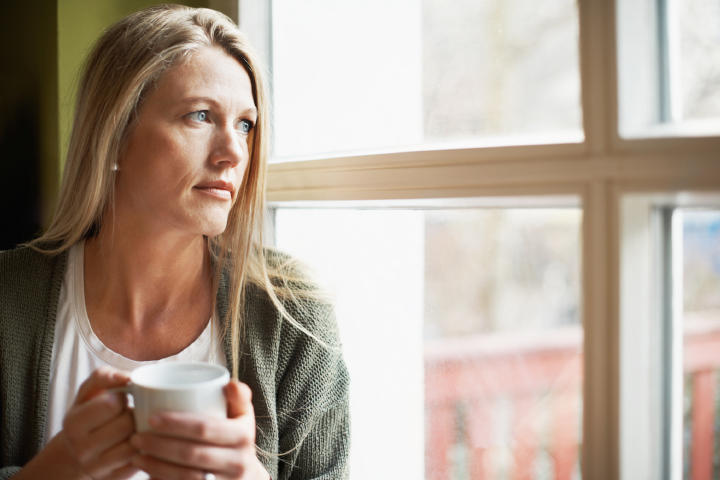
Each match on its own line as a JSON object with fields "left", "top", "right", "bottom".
{"left": 45, "top": 241, "right": 227, "bottom": 479}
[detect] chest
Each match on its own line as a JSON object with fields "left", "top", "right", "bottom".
{"left": 87, "top": 305, "right": 212, "bottom": 361}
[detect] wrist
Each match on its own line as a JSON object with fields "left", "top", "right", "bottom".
{"left": 253, "top": 456, "right": 272, "bottom": 480}
{"left": 13, "top": 432, "right": 86, "bottom": 480}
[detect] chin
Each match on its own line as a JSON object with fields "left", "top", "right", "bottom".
{"left": 200, "top": 220, "right": 229, "bottom": 238}
{"left": 191, "top": 206, "right": 231, "bottom": 237}
{"left": 207, "top": 215, "right": 233, "bottom": 236}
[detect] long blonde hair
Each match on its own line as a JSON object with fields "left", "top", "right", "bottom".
{"left": 31, "top": 5, "right": 328, "bottom": 378}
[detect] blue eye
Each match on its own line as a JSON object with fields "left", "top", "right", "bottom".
{"left": 238, "top": 120, "right": 254, "bottom": 134}
{"left": 188, "top": 111, "right": 208, "bottom": 122}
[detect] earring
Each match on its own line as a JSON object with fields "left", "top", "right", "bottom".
{"left": 111, "top": 163, "right": 119, "bottom": 172}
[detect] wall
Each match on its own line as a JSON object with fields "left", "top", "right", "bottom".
{"left": 0, "top": 1, "right": 58, "bottom": 248}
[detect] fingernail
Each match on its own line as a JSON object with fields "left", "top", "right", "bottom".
{"left": 105, "top": 392, "right": 119, "bottom": 406}
{"left": 148, "top": 415, "right": 161, "bottom": 427}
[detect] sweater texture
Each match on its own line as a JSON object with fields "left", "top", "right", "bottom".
{"left": 0, "top": 245, "right": 350, "bottom": 479}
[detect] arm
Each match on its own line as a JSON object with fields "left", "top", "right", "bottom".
{"left": 275, "top": 300, "right": 351, "bottom": 480}
{"left": 10, "top": 433, "right": 84, "bottom": 480}
{"left": 278, "top": 401, "right": 350, "bottom": 480}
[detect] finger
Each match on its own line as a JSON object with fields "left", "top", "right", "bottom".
{"left": 67, "top": 409, "right": 134, "bottom": 465}
{"left": 75, "top": 366, "right": 130, "bottom": 405}
{"left": 132, "top": 453, "right": 217, "bottom": 480}
{"left": 143, "top": 412, "right": 252, "bottom": 446}
{"left": 63, "top": 392, "right": 128, "bottom": 439}
{"left": 85, "top": 440, "right": 138, "bottom": 478}
{"left": 225, "top": 381, "right": 253, "bottom": 419}
{"left": 131, "top": 434, "right": 245, "bottom": 474}
{"left": 105, "top": 462, "right": 143, "bottom": 480}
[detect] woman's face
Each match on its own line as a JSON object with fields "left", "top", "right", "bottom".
{"left": 116, "top": 46, "right": 257, "bottom": 238}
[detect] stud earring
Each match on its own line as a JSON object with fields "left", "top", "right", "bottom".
{"left": 111, "top": 163, "right": 119, "bottom": 172}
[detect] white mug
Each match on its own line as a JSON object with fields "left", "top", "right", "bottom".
{"left": 115, "top": 362, "right": 230, "bottom": 432}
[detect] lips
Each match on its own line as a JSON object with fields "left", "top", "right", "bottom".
{"left": 193, "top": 180, "right": 235, "bottom": 200}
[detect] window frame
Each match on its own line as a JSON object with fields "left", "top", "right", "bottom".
{"left": 235, "top": 0, "right": 720, "bottom": 478}
{"left": 619, "top": 194, "right": 720, "bottom": 480}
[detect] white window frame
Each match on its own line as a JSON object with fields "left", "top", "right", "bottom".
{"left": 620, "top": 193, "right": 720, "bottom": 480}
{"left": 225, "top": 0, "right": 720, "bottom": 478}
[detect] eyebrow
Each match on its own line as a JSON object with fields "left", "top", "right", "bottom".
{"left": 181, "top": 96, "right": 258, "bottom": 118}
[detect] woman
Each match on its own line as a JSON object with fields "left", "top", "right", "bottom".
{"left": 0, "top": 5, "right": 349, "bottom": 480}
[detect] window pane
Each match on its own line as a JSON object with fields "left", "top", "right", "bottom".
{"left": 271, "top": 0, "right": 582, "bottom": 159}
{"left": 274, "top": 207, "right": 583, "bottom": 479}
{"left": 616, "top": 0, "right": 720, "bottom": 136}
{"left": 682, "top": 209, "right": 720, "bottom": 479}
{"left": 680, "top": 0, "right": 720, "bottom": 121}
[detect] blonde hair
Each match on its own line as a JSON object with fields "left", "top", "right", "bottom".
{"left": 31, "top": 5, "right": 329, "bottom": 378}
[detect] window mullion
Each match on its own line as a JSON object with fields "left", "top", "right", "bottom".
{"left": 578, "top": 0, "right": 617, "bottom": 156}
{"left": 582, "top": 179, "right": 619, "bottom": 480}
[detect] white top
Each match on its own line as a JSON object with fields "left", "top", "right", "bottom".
{"left": 45, "top": 241, "right": 227, "bottom": 479}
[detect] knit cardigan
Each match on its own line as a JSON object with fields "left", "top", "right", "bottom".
{"left": 0, "top": 245, "right": 350, "bottom": 480}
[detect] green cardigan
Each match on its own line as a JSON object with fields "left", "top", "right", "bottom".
{"left": 0, "top": 245, "right": 350, "bottom": 479}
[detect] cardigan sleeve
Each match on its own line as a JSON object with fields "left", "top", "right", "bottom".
{"left": 0, "top": 247, "right": 65, "bottom": 476}
{"left": 0, "top": 466, "right": 21, "bottom": 479}
{"left": 274, "top": 298, "right": 351, "bottom": 480}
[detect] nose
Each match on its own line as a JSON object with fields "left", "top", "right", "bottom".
{"left": 210, "top": 125, "right": 245, "bottom": 169}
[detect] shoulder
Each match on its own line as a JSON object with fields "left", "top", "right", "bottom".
{"left": 231, "top": 246, "right": 347, "bottom": 392}
{"left": 0, "top": 243, "right": 66, "bottom": 292}
{"left": 0, "top": 244, "right": 67, "bottom": 326}
{"left": 257, "top": 247, "right": 337, "bottom": 340}
{"left": 0, "top": 241, "right": 64, "bottom": 265}
{"left": 237, "top": 247, "right": 344, "bottom": 367}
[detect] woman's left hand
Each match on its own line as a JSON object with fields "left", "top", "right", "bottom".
{"left": 130, "top": 380, "right": 270, "bottom": 480}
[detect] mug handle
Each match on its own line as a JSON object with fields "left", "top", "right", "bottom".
{"left": 108, "top": 384, "right": 134, "bottom": 396}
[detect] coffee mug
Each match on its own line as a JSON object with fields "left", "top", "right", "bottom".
{"left": 114, "top": 362, "right": 230, "bottom": 432}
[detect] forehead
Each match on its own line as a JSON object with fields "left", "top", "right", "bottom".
{"left": 153, "top": 46, "right": 255, "bottom": 109}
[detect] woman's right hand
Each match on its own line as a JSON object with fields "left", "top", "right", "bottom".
{"left": 15, "top": 366, "right": 140, "bottom": 480}
{"left": 60, "top": 366, "right": 140, "bottom": 479}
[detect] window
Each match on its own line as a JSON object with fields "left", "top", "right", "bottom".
{"left": 681, "top": 209, "right": 720, "bottom": 479}
{"left": 273, "top": 205, "right": 582, "bottom": 478}
{"left": 234, "top": 0, "right": 720, "bottom": 478}
{"left": 617, "top": 0, "right": 720, "bottom": 137}
{"left": 269, "top": 0, "right": 582, "bottom": 159}
{"left": 620, "top": 198, "right": 720, "bottom": 480}
{"left": 678, "top": 1, "right": 720, "bottom": 123}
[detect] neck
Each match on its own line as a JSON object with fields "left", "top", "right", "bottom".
{"left": 84, "top": 213, "right": 213, "bottom": 331}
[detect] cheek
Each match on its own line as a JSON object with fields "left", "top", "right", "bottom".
{"left": 235, "top": 154, "right": 252, "bottom": 191}
{"left": 123, "top": 129, "right": 203, "bottom": 196}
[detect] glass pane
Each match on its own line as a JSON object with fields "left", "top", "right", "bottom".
{"left": 680, "top": 0, "right": 720, "bottom": 121}
{"left": 682, "top": 209, "right": 720, "bottom": 479}
{"left": 274, "top": 207, "right": 583, "bottom": 479}
{"left": 271, "top": 0, "right": 582, "bottom": 159}
{"left": 616, "top": 0, "right": 720, "bottom": 136}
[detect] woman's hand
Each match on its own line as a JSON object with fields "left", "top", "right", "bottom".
{"left": 130, "top": 380, "right": 270, "bottom": 480}
{"left": 14, "top": 366, "right": 139, "bottom": 480}
{"left": 61, "top": 366, "right": 140, "bottom": 479}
